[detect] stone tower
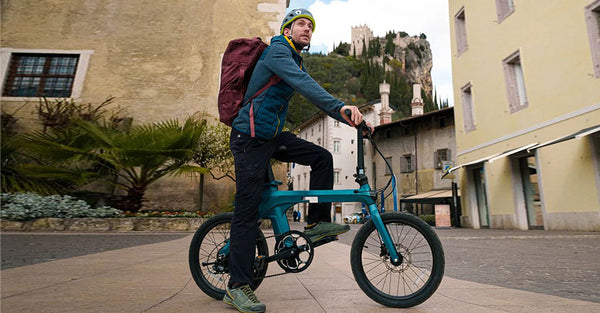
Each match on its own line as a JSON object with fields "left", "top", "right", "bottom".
{"left": 379, "top": 81, "right": 392, "bottom": 124}
{"left": 351, "top": 24, "right": 373, "bottom": 56}
{"left": 411, "top": 84, "right": 424, "bottom": 116}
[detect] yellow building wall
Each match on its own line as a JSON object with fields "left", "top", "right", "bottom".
{"left": 538, "top": 137, "right": 600, "bottom": 213}
{"left": 485, "top": 158, "right": 516, "bottom": 216}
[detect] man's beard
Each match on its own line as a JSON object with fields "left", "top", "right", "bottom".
{"left": 291, "top": 38, "right": 309, "bottom": 51}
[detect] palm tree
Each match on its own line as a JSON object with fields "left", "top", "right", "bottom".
{"left": 1, "top": 134, "right": 89, "bottom": 195}
{"left": 21, "top": 117, "right": 208, "bottom": 212}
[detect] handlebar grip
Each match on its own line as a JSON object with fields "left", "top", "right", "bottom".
{"left": 344, "top": 108, "right": 353, "bottom": 120}
{"left": 344, "top": 109, "right": 371, "bottom": 133}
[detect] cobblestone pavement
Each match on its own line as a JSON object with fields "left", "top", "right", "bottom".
{"left": 2, "top": 224, "right": 599, "bottom": 303}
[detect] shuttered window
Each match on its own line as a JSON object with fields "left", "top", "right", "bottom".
{"left": 503, "top": 50, "right": 529, "bottom": 113}
{"left": 401, "top": 154, "right": 414, "bottom": 173}
{"left": 585, "top": 0, "right": 600, "bottom": 77}
{"left": 461, "top": 83, "right": 476, "bottom": 132}
{"left": 454, "top": 7, "right": 468, "bottom": 56}
{"left": 495, "top": 0, "right": 515, "bottom": 23}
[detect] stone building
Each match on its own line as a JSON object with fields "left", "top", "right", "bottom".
{"left": 372, "top": 89, "right": 458, "bottom": 219}
{"left": 350, "top": 24, "right": 373, "bottom": 57}
{"left": 1, "top": 0, "right": 289, "bottom": 210}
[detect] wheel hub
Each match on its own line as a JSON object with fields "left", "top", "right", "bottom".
{"left": 380, "top": 244, "right": 410, "bottom": 271}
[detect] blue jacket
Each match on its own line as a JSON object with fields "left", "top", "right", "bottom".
{"left": 232, "top": 35, "right": 346, "bottom": 139}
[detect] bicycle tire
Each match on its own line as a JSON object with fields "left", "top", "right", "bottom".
{"left": 350, "top": 212, "right": 445, "bottom": 308}
{"left": 188, "top": 212, "right": 269, "bottom": 300}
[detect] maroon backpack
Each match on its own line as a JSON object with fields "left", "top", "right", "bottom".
{"left": 217, "top": 37, "right": 280, "bottom": 126}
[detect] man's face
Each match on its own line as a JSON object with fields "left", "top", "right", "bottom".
{"left": 284, "top": 17, "right": 313, "bottom": 48}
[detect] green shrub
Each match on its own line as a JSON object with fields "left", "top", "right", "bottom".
{"left": 420, "top": 214, "right": 436, "bottom": 226}
{"left": 0, "top": 192, "right": 122, "bottom": 221}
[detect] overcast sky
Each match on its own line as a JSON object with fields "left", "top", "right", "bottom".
{"left": 286, "top": 0, "right": 454, "bottom": 106}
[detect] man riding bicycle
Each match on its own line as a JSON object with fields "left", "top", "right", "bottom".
{"left": 225, "top": 8, "right": 373, "bottom": 313}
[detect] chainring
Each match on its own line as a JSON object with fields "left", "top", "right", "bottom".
{"left": 274, "top": 230, "right": 314, "bottom": 273}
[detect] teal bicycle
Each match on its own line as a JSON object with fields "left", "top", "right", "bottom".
{"left": 189, "top": 112, "right": 445, "bottom": 308}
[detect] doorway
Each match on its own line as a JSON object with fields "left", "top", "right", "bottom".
{"left": 473, "top": 167, "right": 490, "bottom": 228}
{"left": 519, "top": 156, "right": 543, "bottom": 229}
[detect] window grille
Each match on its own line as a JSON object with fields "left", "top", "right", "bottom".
{"left": 3, "top": 54, "right": 79, "bottom": 97}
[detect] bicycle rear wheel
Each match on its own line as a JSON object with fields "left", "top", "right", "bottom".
{"left": 350, "top": 212, "right": 444, "bottom": 308}
{"left": 188, "top": 212, "right": 269, "bottom": 300}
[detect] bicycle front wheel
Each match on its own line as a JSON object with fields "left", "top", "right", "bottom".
{"left": 350, "top": 212, "right": 445, "bottom": 308}
{"left": 188, "top": 213, "right": 269, "bottom": 300}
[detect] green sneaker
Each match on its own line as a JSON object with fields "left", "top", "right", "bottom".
{"left": 223, "top": 285, "right": 266, "bottom": 313}
{"left": 304, "top": 222, "right": 350, "bottom": 242}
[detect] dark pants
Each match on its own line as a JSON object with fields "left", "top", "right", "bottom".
{"left": 228, "top": 129, "right": 333, "bottom": 287}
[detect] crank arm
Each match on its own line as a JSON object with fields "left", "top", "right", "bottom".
{"left": 265, "top": 249, "right": 295, "bottom": 263}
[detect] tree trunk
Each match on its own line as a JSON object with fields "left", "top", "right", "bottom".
{"left": 114, "top": 186, "right": 146, "bottom": 212}
{"left": 197, "top": 173, "right": 204, "bottom": 212}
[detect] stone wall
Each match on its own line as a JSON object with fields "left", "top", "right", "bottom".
{"left": 1, "top": 0, "right": 287, "bottom": 210}
{"left": 0, "top": 217, "right": 272, "bottom": 232}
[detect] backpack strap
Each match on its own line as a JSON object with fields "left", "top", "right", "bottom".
{"left": 247, "top": 75, "right": 282, "bottom": 137}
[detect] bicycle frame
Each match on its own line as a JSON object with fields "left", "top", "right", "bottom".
{"left": 260, "top": 183, "right": 401, "bottom": 264}
{"left": 221, "top": 123, "right": 402, "bottom": 265}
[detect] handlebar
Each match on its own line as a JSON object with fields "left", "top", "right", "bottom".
{"left": 344, "top": 109, "right": 372, "bottom": 134}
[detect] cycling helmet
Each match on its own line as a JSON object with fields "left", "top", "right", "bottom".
{"left": 280, "top": 8, "right": 316, "bottom": 34}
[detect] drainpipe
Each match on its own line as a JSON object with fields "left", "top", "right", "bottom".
{"left": 414, "top": 127, "right": 418, "bottom": 196}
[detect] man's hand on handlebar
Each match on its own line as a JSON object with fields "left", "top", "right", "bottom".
{"left": 341, "top": 105, "right": 374, "bottom": 135}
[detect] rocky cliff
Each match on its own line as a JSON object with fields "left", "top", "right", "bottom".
{"left": 371, "top": 33, "right": 433, "bottom": 96}
{"left": 393, "top": 34, "right": 433, "bottom": 96}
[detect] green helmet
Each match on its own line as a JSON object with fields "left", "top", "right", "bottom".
{"left": 280, "top": 8, "right": 316, "bottom": 34}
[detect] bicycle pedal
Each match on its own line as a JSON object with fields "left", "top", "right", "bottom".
{"left": 254, "top": 255, "right": 267, "bottom": 271}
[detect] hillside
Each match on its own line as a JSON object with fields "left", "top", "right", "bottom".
{"left": 286, "top": 32, "right": 448, "bottom": 130}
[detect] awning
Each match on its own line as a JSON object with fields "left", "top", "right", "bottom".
{"left": 488, "top": 143, "right": 538, "bottom": 163}
{"left": 443, "top": 143, "right": 536, "bottom": 178}
{"left": 444, "top": 125, "right": 600, "bottom": 177}
{"left": 528, "top": 125, "right": 600, "bottom": 152}
{"left": 445, "top": 152, "right": 501, "bottom": 174}
{"left": 400, "top": 189, "right": 459, "bottom": 204}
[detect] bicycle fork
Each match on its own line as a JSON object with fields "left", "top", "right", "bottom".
{"left": 367, "top": 203, "right": 403, "bottom": 265}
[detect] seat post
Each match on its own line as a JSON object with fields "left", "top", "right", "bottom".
{"left": 267, "top": 163, "right": 275, "bottom": 182}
